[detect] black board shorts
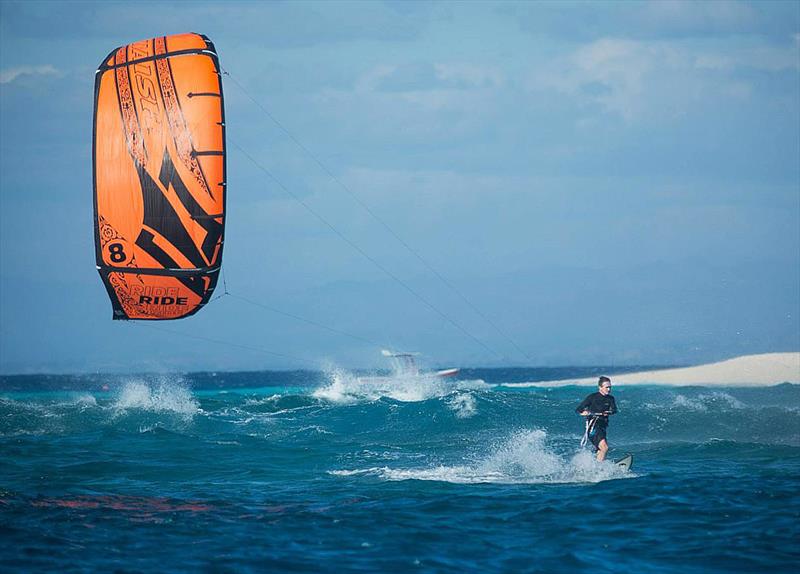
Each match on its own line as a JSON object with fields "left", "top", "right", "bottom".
{"left": 589, "top": 424, "right": 607, "bottom": 450}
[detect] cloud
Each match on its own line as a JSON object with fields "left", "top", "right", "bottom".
{"left": 0, "top": 65, "right": 61, "bottom": 85}
{"left": 529, "top": 34, "right": 798, "bottom": 121}
{"left": 532, "top": 38, "right": 660, "bottom": 120}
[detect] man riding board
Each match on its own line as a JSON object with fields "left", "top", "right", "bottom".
{"left": 576, "top": 376, "right": 617, "bottom": 461}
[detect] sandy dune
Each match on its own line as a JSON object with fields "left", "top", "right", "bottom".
{"left": 505, "top": 353, "right": 800, "bottom": 387}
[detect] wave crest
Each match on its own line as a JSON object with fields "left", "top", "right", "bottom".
{"left": 331, "top": 429, "right": 634, "bottom": 485}
{"left": 113, "top": 378, "right": 199, "bottom": 418}
{"left": 446, "top": 392, "right": 477, "bottom": 418}
{"left": 645, "top": 391, "right": 747, "bottom": 412}
{"left": 312, "top": 368, "right": 488, "bottom": 404}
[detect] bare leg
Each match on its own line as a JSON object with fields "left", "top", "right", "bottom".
{"left": 596, "top": 439, "right": 609, "bottom": 461}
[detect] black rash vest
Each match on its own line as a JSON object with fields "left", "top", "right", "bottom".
{"left": 576, "top": 392, "right": 618, "bottom": 425}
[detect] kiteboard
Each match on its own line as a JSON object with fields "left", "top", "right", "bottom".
{"left": 614, "top": 454, "right": 633, "bottom": 471}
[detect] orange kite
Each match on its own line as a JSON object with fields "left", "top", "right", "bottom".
{"left": 93, "top": 33, "right": 226, "bottom": 320}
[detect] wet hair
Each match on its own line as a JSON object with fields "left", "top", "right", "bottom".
{"left": 598, "top": 376, "right": 611, "bottom": 387}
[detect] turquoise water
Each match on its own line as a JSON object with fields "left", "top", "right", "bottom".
{"left": 1, "top": 369, "right": 798, "bottom": 572}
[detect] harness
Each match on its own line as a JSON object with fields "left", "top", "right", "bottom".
{"left": 580, "top": 414, "right": 603, "bottom": 448}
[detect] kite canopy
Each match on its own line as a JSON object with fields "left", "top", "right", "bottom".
{"left": 93, "top": 33, "right": 226, "bottom": 320}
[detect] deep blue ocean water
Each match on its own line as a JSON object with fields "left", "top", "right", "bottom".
{"left": 1, "top": 368, "right": 798, "bottom": 573}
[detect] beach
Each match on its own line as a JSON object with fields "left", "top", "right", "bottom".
{"left": 505, "top": 353, "right": 800, "bottom": 388}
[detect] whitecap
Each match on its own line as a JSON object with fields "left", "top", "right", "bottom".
{"left": 651, "top": 391, "right": 748, "bottom": 412}
{"left": 697, "top": 391, "right": 745, "bottom": 409}
{"left": 244, "top": 394, "right": 282, "bottom": 406}
{"left": 112, "top": 377, "right": 199, "bottom": 418}
{"left": 672, "top": 394, "right": 708, "bottom": 412}
{"left": 331, "top": 429, "right": 635, "bottom": 485}
{"left": 313, "top": 367, "right": 488, "bottom": 404}
{"left": 446, "top": 392, "right": 477, "bottom": 419}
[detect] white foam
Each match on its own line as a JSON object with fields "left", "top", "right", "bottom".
{"left": 644, "top": 391, "right": 747, "bottom": 412}
{"left": 77, "top": 394, "right": 97, "bottom": 405}
{"left": 57, "top": 393, "right": 97, "bottom": 407}
{"left": 671, "top": 394, "right": 708, "bottom": 412}
{"left": 446, "top": 392, "right": 477, "bottom": 418}
{"left": 243, "top": 394, "right": 282, "bottom": 406}
{"left": 294, "top": 425, "right": 332, "bottom": 435}
{"left": 699, "top": 391, "right": 746, "bottom": 409}
{"left": 312, "top": 367, "right": 488, "bottom": 403}
{"left": 330, "top": 429, "right": 634, "bottom": 485}
{"left": 112, "top": 378, "right": 199, "bottom": 418}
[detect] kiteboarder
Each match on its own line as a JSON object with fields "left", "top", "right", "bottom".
{"left": 576, "top": 376, "right": 617, "bottom": 461}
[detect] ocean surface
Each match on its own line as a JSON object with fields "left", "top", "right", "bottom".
{"left": 1, "top": 367, "right": 798, "bottom": 573}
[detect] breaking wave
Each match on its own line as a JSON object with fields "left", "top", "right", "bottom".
{"left": 446, "top": 392, "right": 477, "bottom": 419}
{"left": 112, "top": 378, "right": 199, "bottom": 418}
{"left": 330, "top": 429, "right": 634, "bottom": 485}
{"left": 644, "top": 391, "right": 747, "bottom": 412}
{"left": 312, "top": 367, "right": 489, "bottom": 404}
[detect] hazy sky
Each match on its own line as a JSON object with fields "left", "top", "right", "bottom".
{"left": 1, "top": 1, "right": 798, "bottom": 374}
